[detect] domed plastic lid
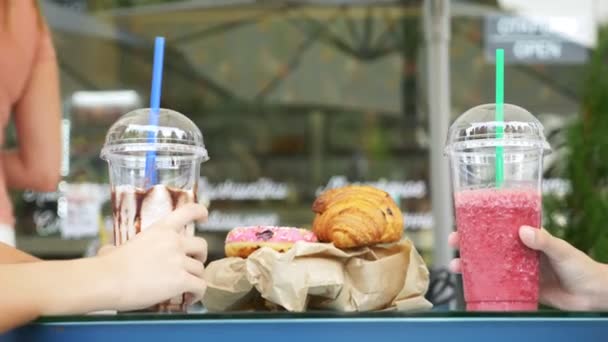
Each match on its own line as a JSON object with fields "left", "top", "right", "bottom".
{"left": 100, "top": 108, "right": 209, "bottom": 161}
{"left": 444, "top": 103, "right": 551, "bottom": 154}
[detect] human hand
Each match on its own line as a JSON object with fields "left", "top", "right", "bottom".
{"left": 97, "top": 203, "right": 208, "bottom": 311}
{"left": 449, "top": 227, "right": 608, "bottom": 311}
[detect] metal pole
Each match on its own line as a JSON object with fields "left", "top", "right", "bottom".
{"left": 423, "top": 0, "right": 453, "bottom": 272}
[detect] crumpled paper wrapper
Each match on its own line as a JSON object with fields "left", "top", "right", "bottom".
{"left": 202, "top": 239, "right": 432, "bottom": 312}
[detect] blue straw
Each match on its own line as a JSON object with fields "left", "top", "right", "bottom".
{"left": 144, "top": 37, "right": 165, "bottom": 187}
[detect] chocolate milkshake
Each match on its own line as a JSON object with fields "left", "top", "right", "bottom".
{"left": 111, "top": 184, "right": 197, "bottom": 312}
{"left": 111, "top": 185, "right": 196, "bottom": 245}
{"left": 101, "top": 108, "right": 209, "bottom": 313}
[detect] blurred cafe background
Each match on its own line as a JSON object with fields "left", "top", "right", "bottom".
{"left": 12, "top": 0, "right": 608, "bottom": 307}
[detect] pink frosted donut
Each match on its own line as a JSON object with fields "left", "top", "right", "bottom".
{"left": 225, "top": 226, "right": 317, "bottom": 258}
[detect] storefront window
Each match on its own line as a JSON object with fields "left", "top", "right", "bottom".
{"left": 13, "top": 1, "right": 586, "bottom": 280}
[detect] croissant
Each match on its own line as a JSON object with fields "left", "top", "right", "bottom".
{"left": 312, "top": 185, "right": 404, "bottom": 248}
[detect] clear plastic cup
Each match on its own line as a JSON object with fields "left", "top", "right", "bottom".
{"left": 444, "top": 104, "right": 551, "bottom": 311}
{"left": 100, "top": 108, "right": 209, "bottom": 313}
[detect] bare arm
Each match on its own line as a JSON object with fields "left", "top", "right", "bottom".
{"left": 2, "top": 26, "right": 61, "bottom": 192}
{"left": 0, "top": 257, "right": 116, "bottom": 333}
{"left": 449, "top": 228, "right": 608, "bottom": 311}
{"left": 0, "top": 204, "right": 209, "bottom": 333}
{"left": 0, "top": 243, "right": 39, "bottom": 264}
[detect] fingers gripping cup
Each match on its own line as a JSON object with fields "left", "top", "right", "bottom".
{"left": 101, "top": 108, "right": 209, "bottom": 313}
{"left": 444, "top": 104, "right": 551, "bottom": 311}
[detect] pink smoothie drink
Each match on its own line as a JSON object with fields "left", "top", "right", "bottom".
{"left": 455, "top": 188, "right": 541, "bottom": 311}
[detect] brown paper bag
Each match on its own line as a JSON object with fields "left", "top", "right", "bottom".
{"left": 202, "top": 239, "right": 432, "bottom": 312}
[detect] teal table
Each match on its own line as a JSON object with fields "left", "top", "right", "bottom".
{"left": 1, "top": 312, "right": 606, "bottom": 342}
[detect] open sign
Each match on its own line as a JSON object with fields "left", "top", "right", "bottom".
{"left": 484, "top": 15, "right": 589, "bottom": 65}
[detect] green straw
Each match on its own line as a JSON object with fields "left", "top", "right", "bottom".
{"left": 495, "top": 49, "right": 505, "bottom": 188}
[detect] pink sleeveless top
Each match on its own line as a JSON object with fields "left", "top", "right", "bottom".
{"left": 0, "top": 1, "right": 56, "bottom": 225}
